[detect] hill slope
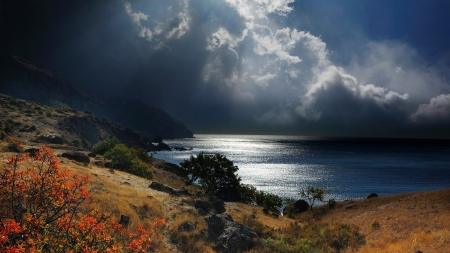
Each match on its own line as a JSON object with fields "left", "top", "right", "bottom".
{"left": 0, "top": 54, "right": 193, "bottom": 140}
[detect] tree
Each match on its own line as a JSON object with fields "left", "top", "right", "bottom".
{"left": 299, "top": 186, "right": 325, "bottom": 210}
{"left": 0, "top": 145, "right": 164, "bottom": 252}
{"left": 180, "top": 152, "right": 241, "bottom": 194}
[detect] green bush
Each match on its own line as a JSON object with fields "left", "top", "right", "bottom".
{"left": 130, "top": 159, "right": 154, "bottom": 179}
{"left": 299, "top": 186, "right": 325, "bottom": 210}
{"left": 282, "top": 198, "right": 297, "bottom": 218}
{"left": 104, "top": 144, "right": 153, "bottom": 179}
{"left": 5, "top": 137, "right": 24, "bottom": 153}
{"left": 91, "top": 137, "right": 122, "bottom": 155}
{"left": 255, "top": 191, "right": 283, "bottom": 210}
{"left": 104, "top": 144, "right": 134, "bottom": 168}
{"left": 238, "top": 184, "right": 257, "bottom": 203}
{"left": 71, "top": 138, "right": 83, "bottom": 148}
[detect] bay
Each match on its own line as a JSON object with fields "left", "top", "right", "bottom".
{"left": 152, "top": 134, "right": 450, "bottom": 202}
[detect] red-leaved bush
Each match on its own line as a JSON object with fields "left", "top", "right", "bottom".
{"left": 0, "top": 145, "right": 165, "bottom": 252}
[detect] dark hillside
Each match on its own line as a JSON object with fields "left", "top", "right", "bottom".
{"left": 0, "top": 54, "right": 193, "bottom": 139}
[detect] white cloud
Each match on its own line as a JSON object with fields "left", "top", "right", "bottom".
{"left": 125, "top": 2, "right": 152, "bottom": 41}
{"left": 411, "top": 94, "right": 450, "bottom": 122}
{"left": 124, "top": 1, "right": 191, "bottom": 43}
{"left": 296, "top": 66, "right": 409, "bottom": 121}
{"left": 251, "top": 73, "right": 276, "bottom": 88}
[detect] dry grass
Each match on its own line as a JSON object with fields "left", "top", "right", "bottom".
{"left": 169, "top": 205, "right": 215, "bottom": 253}
{"left": 309, "top": 189, "right": 450, "bottom": 253}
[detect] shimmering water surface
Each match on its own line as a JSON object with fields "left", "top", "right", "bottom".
{"left": 153, "top": 134, "right": 450, "bottom": 201}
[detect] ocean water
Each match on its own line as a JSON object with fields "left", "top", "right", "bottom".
{"left": 152, "top": 134, "right": 450, "bottom": 201}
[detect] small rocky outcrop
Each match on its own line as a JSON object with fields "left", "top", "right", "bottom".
{"left": 25, "top": 148, "right": 39, "bottom": 156}
{"left": 194, "top": 200, "right": 214, "bottom": 215}
{"left": 156, "top": 142, "right": 171, "bottom": 151}
{"left": 367, "top": 193, "right": 379, "bottom": 199}
{"left": 194, "top": 198, "right": 226, "bottom": 215}
{"left": 148, "top": 182, "right": 189, "bottom": 196}
{"left": 178, "top": 222, "right": 196, "bottom": 232}
{"left": 206, "top": 214, "right": 258, "bottom": 253}
{"left": 209, "top": 197, "right": 226, "bottom": 214}
{"left": 35, "top": 135, "right": 65, "bottom": 144}
{"left": 61, "top": 152, "right": 90, "bottom": 166}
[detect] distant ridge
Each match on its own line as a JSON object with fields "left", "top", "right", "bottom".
{"left": 0, "top": 54, "right": 193, "bottom": 140}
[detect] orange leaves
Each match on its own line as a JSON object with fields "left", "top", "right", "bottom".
{"left": 0, "top": 146, "right": 163, "bottom": 252}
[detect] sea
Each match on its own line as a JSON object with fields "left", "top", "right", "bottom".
{"left": 152, "top": 134, "right": 450, "bottom": 202}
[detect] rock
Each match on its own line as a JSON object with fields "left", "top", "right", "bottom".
{"left": 216, "top": 187, "right": 242, "bottom": 202}
{"left": 271, "top": 212, "right": 280, "bottom": 219}
{"left": 194, "top": 200, "right": 214, "bottom": 213}
{"left": 149, "top": 182, "right": 176, "bottom": 194}
{"left": 35, "top": 135, "right": 65, "bottom": 144}
{"left": 415, "top": 250, "right": 423, "bottom": 253}
{"left": 346, "top": 204, "right": 357, "bottom": 210}
{"left": 209, "top": 197, "right": 226, "bottom": 214}
{"left": 197, "top": 208, "right": 208, "bottom": 216}
{"left": 367, "top": 193, "right": 379, "bottom": 199}
{"left": 156, "top": 142, "right": 171, "bottom": 151}
{"left": 206, "top": 214, "right": 258, "bottom": 253}
{"left": 119, "top": 215, "right": 130, "bottom": 227}
{"left": 178, "top": 222, "right": 196, "bottom": 232}
{"left": 61, "top": 152, "right": 90, "bottom": 166}
{"left": 25, "top": 148, "right": 39, "bottom": 156}
{"left": 328, "top": 198, "right": 337, "bottom": 209}
{"left": 294, "top": 199, "right": 310, "bottom": 213}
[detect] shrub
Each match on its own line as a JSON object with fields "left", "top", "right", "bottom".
{"left": 72, "top": 138, "right": 83, "bottom": 148}
{"left": 180, "top": 152, "right": 241, "bottom": 194}
{"left": 282, "top": 198, "right": 298, "bottom": 218}
{"left": 104, "top": 144, "right": 153, "bottom": 179}
{"left": 255, "top": 190, "right": 283, "bottom": 210}
{"left": 299, "top": 186, "right": 325, "bottom": 210}
{"left": 91, "top": 137, "right": 122, "bottom": 155}
{"left": 0, "top": 146, "right": 164, "bottom": 252}
{"left": 238, "top": 184, "right": 257, "bottom": 203}
{"left": 5, "top": 137, "right": 24, "bottom": 153}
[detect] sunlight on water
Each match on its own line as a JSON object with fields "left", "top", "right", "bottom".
{"left": 153, "top": 134, "right": 450, "bottom": 201}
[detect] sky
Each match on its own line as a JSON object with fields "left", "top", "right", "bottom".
{"left": 2, "top": 0, "right": 450, "bottom": 138}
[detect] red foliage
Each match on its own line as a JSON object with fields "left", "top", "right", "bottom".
{"left": 0, "top": 146, "right": 165, "bottom": 253}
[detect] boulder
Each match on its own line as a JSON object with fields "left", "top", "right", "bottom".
{"left": 367, "top": 193, "right": 378, "bottom": 199}
{"left": 206, "top": 214, "right": 258, "bottom": 253}
{"left": 156, "top": 142, "right": 171, "bottom": 151}
{"left": 61, "top": 152, "right": 90, "bottom": 166}
{"left": 149, "top": 182, "right": 176, "bottom": 194}
{"left": 294, "top": 199, "right": 310, "bottom": 213}
{"left": 119, "top": 215, "right": 130, "bottom": 227}
{"left": 216, "top": 187, "right": 242, "bottom": 202}
{"left": 25, "top": 148, "right": 39, "bottom": 156}
{"left": 209, "top": 197, "right": 226, "bottom": 214}
{"left": 178, "top": 222, "right": 196, "bottom": 232}
{"left": 194, "top": 200, "right": 214, "bottom": 213}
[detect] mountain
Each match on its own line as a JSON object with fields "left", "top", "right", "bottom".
{"left": 0, "top": 54, "right": 193, "bottom": 140}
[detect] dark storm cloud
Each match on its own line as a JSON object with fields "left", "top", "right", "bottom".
{"left": 2, "top": 0, "right": 450, "bottom": 138}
